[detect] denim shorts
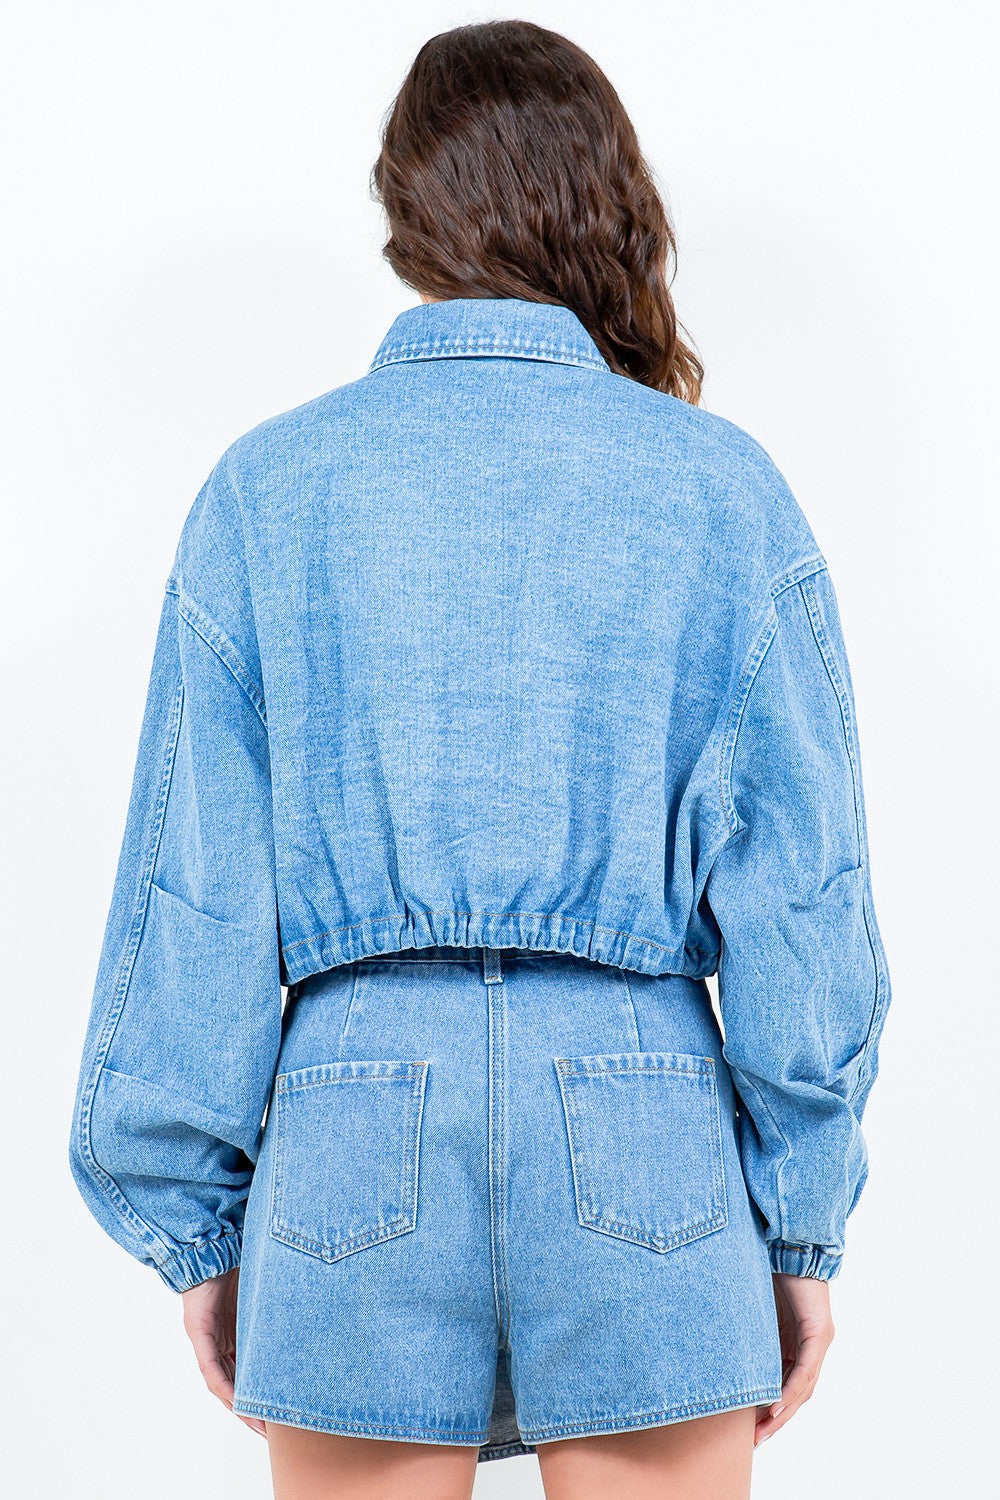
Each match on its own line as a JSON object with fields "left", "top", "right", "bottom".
{"left": 232, "top": 947, "right": 784, "bottom": 1461}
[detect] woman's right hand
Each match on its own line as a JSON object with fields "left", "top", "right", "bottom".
{"left": 181, "top": 1268, "right": 267, "bottom": 1438}
{"left": 754, "top": 1273, "right": 836, "bottom": 1446}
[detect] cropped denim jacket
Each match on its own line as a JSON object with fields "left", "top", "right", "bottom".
{"left": 69, "top": 296, "right": 891, "bottom": 1291}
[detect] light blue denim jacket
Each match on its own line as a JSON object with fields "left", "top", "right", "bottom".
{"left": 69, "top": 297, "right": 890, "bottom": 1291}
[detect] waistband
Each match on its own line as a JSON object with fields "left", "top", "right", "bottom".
{"left": 355, "top": 944, "right": 537, "bottom": 983}
{"left": 308, "top": 945, "right": 706, "bottom": 998}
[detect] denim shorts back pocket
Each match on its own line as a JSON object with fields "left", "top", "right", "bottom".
{"left": 270, "top": 1059, "right": 428, "bottom": 1263}
{"left": 554, "top": 1051, "right": 727, "bottom": 1253}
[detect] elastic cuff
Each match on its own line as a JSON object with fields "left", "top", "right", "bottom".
{"left": 769, "top": 1242, "right": 842, "bottom": 1281}
{"left": 154, "top": 1230, "right": 242, "bottom": 1292}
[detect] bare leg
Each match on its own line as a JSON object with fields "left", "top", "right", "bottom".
{"left": 266, "top": 1424, "right": 480, "bottom": 1500}
{"left": 536, "top": 1405, "right": 757, "bottom": 1500}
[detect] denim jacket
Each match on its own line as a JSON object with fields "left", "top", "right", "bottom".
{"left": 69, "top": 296, "right": 890, "bottom": 1291}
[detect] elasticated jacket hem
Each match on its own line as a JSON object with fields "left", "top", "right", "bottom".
{"left": 280, "top": 909, "right": 713, "bottom": 984}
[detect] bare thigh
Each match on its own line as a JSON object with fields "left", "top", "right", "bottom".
{"left": 265, "top": 1424, "right": 481, "bottom": 1500}
{"left": 536, "top": 1406, "right": 757, "bottom": 1500}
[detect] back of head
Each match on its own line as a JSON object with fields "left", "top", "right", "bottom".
{"left": 372, "top": 19, "right": 702, "bottom": 402}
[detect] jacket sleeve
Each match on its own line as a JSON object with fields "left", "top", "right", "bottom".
{"left": 705, "top": 562, "right": 891, "bottom": 1281}
{"left": 69, "top": 500, "right": 282, "bottom": 1292}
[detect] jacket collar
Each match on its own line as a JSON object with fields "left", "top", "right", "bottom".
{"left": 368, "top": 297, "right": 610, "bottom": 374}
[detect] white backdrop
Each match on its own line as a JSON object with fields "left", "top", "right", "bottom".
{"left": 2, "top": 3, "right": 996, "bottom": 1495}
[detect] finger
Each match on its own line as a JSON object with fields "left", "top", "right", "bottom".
{"left": 198, "top": 1349, "right": 237, "bottom": 1410}
{"left": 779, "top": 1328, "right": 831, "bottom": 1408}
{"left": 754, "top": 1329, "right": 832, "bottom": 1444}
{"left": 755, "top": 1410, "right": 778, "bottom": 1446}
{"left": 755, "top": 1401, "right": 793, "bottom": 1444}
{"left": 754, "top": 1369, "right": 819, "bottom": 1442}
{"left": 237, "top": 1414, "right": 268, "bottom": 1439}
{"left": 186, "top": 1324, "right": 236, "bottom": 1409}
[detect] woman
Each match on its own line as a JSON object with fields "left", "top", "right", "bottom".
{"left": 69, "top": 20, "right": 890, "bottom": 1500}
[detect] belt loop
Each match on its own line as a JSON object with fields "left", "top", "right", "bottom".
{"left": 482, "top": 947, "right": 503, "bottom": 984}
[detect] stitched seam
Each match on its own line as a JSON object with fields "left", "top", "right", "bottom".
{"left": 496, "top": 983, "right": 513, "bottom": 1343}
{"left": 368, "top": 334, "right": 608, "bottom": 372}
{"left": 711, "top": 1050, "right": 729, "bottom": 1229}
{"left": 799, "top": 571, "right": 885, "bottom": 1092}
{"left": 172, "top": 1227, "right": 242, "bottom": 1256}
{"left": 852, "top": 885, "right": 890, "bottom": 1088}
{"left": 172, "top": 587, "right": 267, "bottom": 728}
{"left": 74, "top": 673, "right": 186, "bottom": 1271}
{"left": 713, "top": 554, "right": 826, "bottom": 836}
{"left": 99, "top": 1067, "right": 247, "bottom": 1139}
{"left": 728, "top": 1063, "right": 794, "bottom": 1244}
{"left": 768, "top": 553, "right": 826, "bottom": 598}
{"left": 274, "top": 1218, "right": 412, "bottom": 1260}
{"left": 232, "top": 1401, "right": 489, "bottom": 1442}
{"left": 554, "top": 1063, "right": 585, "bottom": 1244}
{"left": 555, "top": 1059, "right": 715, "bottom": 1077}
{"left": 487, "top": 980, "right": 508, "bottom": 1343}
{"left": 271, "top": 1066, "right": 426, "bottom": 1261}
{"left": 219, "top": 448, "right": 270, "bottom": 716}
{"left": 281, "top": 910, "right": 681, "bottom": 956}
{"left": 356, "top": 956, "right": 478, "bottom": 964}
{"left": 278, "top": 1067, "right": 426, "bottom": 1091}
{"left": 773, "top": 1242, "right": 841, "bottom": 1257}
{"left": 373, "top": 335, "right": 596, "bottom": 354}
{"left": 798, "top": 573, "right": 862, "bottom": 851}
{"left": 555, "top": 1058, "right": 726, "bottom": 1250}
{"left": 620, "top": 971, "right": 642, "bottom": 1051}
{"left": 717, "top": 613, "right": 778, "bottom": 832}
{"left": 520, "top": 1387, "right": 783, "bottom": 1442}
{"left": 679, "top": 553, "right": 821, "bottom": 863}
{"left": 370, "top": 349, "right": 607, "bottom": 373}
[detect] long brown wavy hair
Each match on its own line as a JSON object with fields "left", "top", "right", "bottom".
{"left": 371, "top": 20, "right": 703, "bottom": 403}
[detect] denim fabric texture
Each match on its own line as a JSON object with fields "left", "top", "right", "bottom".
{"left": 69, "top": 297, "right": 890, "bottom": 1341}
{"left": 232, "top": 948, "right": 784, "bottom": 1460}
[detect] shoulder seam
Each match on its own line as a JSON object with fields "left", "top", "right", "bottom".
{"left": 769, "top": 553, "right": 827, "bottom": 598}
{"left": 715, "top": 552, "right": 826, "bottom": 831}
{"left": 172, "top": 586, "right": 267, "bottom": 728}
{"left": 796, "top": 572, "right": 862, "bottom": 854}
{"left": 717, "top": 610, "right": 779, "bottom": 833}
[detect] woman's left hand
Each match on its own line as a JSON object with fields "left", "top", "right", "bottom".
{"left": 181, "top": 1268, "right": 267, "bottom": 1438}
